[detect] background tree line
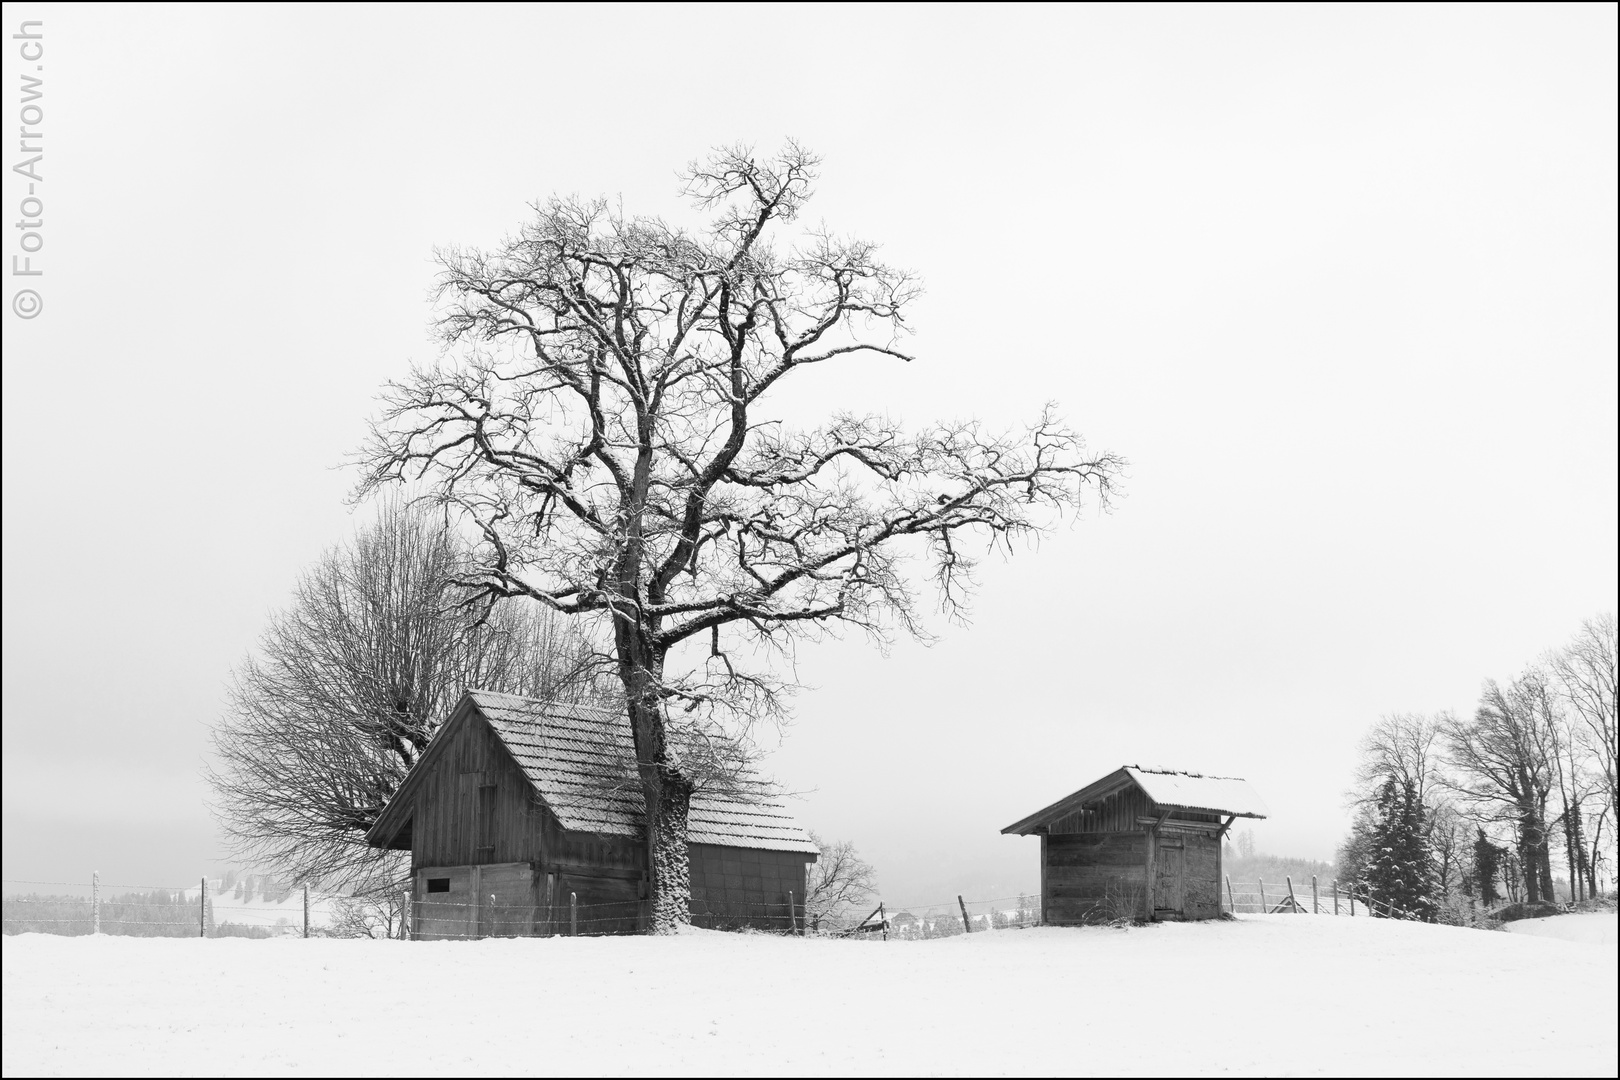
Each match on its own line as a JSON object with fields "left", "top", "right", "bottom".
{"left": 1338, "top": 614, "right": 1616, "bottom": 921}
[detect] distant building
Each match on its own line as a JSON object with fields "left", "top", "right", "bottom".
{"left": 1001, "top": 766, "right": 1268, "bottom": 923}
{"left": 366, "top": 690, "right": 818, "bottom": 938}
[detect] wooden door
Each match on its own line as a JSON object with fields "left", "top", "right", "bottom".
{"left": 1154, "top": 837, "right": 1186, "bottom": 916}
{"left": 475, "top": 863, "right": 539, "bottom": 937}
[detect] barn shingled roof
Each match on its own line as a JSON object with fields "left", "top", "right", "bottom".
{"left": 468, "top": 690, "right": 819, "bottom": 855}
{"left": 1001, "top": 764, "right": 1268, "bottom": 835}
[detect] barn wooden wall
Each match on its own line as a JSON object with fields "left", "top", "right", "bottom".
{"left": 1049, "top": 787, "right": 1151, "bottom": 833}
{"left": 1045, "top": 826, "right": 1224, "bottom": 923}
{"left": 689, "top": 843, "right": 809, "bottom": 931}
{"left": 409, "top": 713, "right": 553, "bottom": 869}
{"left": 1043, "top": 832, "right": 1149, "bottom": 924}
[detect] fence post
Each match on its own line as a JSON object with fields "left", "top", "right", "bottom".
{"left": 880, "top": 902, "right": 887, "bottom": 942}
{"left": 302, "top": 884, "right": 310, "bottom": 939}
{"left": 788, "top": 890, "right": 798, "bottom": 935}
{"left": 570, "top": 891, "right": 578, "bottom": 937}
{"left": 1225, "top": 875, "right": 1235, "bottom": 914}
{"left": 401, "top": 890, "right": 410, "bottom": 940}
{"left": 92, "top": 871, "right": 100, "bottom": 935}
{"left": 1258, "top": 877, "right": 1267, "bottom": 912}
{"left": 1286, "top": 875, "right": 1299, "bottom": 913}
{"left": 1333, "top": 879, "right": 1339, "bottom": 916}
{"left": 1311, "top": 875, "right": 1319, "bottom": 914}
{"left": 958, "top": 894, "right": 973, "bottom": 933}
{"left": 1349, "top": 882, "right": 1355, "bottom": 916}
{"left": 199, "top": 876, "right": 207, "bottom": 938}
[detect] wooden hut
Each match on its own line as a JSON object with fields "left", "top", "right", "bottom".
{"left": 1001, "top": 766, "right": 1267, "bottom": 923}
{"left": 366, "top": 690, "right": 818, "bottom": 938}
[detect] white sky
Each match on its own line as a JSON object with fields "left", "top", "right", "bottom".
{"left": 3, "top": 4, "right": 1615, "bottom": 903}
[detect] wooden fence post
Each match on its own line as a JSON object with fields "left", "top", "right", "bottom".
{"left": 880, "top": 902, "right": 887, "bottom": 942}
{"left": 400, "top": 890, "right": 410, "bottom": 940}
{"left": 92, "top": 871, "right": 100, "bottom": 935}
{"left": 1311, "top": 875, "right": 1319, "bottom": 914}
{"left": 1258, "top": 877, "right": 1267, "bottom": 912}
{"left": 1225, "top": 875, "right": 1235, "bottom": 914}
{"left": 570, "top": 891, "right": 578, "bottom": 937}
{"left": 958, "top": 895, "right": 973, "bottom": 933}
{"left": 302, "top": 883, "right": 310, "bottom": 939}
{"left": 789, "top": 890, "right": 798, "bottom": 935}
{"left": 199, "top": 876, "right": 207, "bottom": 938}
{"left": 1286, "top": 875, "right": 1299, "bottom": 913}
{"left": 1333, "top": 879, "right": 1339, "bottom": 916}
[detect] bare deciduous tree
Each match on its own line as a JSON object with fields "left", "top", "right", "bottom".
{"left": 357, "top": 143, "right": 1123, "bottom": 931}
{"left": 1353, "top": 712, "right": 1447, "bottom": 812}
{"left": 327, "top": 894, "right": 405, "bottom": 939}
{"left": 207, "top": 501, "right": 605, "bottom": 894}
{"left": 1443, "top": 673, "right": 1559, "bottom": 903}
{"left": 803, "top": 834, "right": 877, "bottom": 932}
{"left": 1552, "top": 614, "right": 1617, "bottom": 848}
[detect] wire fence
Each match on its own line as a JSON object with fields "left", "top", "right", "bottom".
{"left": 5, "top": 872, "right": 1417, "bottom": 942}
{"left": 2, "top": 875, "right": 344, "bottom": 939}
{"left": 1222, "top": 876, "right": 1372, "bottom": 916}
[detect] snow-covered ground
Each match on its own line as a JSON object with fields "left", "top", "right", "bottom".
{"left": 4, "top": 915, "right": 1615, "bottom": 1076}
{"left": 1503, "top": 910, "right": 1617, "bottom": 946}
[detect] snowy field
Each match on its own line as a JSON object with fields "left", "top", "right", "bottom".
{"left": 1502, "top": 910, "right": 1617, "bottom": 946}
{"left": 4, "top": 915, "right": 1615, "bottom": 1077}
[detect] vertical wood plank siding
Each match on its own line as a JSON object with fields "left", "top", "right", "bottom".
{"left": 1043, "top": 833, "right": 1149, "bottom": 924}
{"left": 1042, "top": 789, "right": 1227, "bottom": 922}
{"left": 688, "top": 843, "right": 808, "bottom": 931}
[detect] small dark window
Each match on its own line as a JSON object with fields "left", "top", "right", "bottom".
{"left": 427, "top": 878, "right": 450, "bottom": 894}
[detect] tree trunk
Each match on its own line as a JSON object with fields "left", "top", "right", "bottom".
{"left": 1518, "top": 814, "right": 1542, "bottom": 903}
{"left": 644, "top": 763, "right": 694, "bottom": 934}
{"left": 1563, "top": 809, "right": 1584, "bottom": 903}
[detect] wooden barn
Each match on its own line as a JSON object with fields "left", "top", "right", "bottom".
{"left": 365, "top": 690, "right": 818, "bottom": 938}
{"left": 1001, "top": 766, "right": 1268, "bottom": 924}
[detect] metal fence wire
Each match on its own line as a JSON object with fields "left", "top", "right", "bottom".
{"left": 5, "top": 873, "right": 1414, "bottom": 941}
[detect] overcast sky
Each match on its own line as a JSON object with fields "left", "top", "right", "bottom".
{"left": 3, "top": 3, "right": 1615, "bottom": 903}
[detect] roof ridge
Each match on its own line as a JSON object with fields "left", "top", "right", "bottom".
{"left": 1128, "top": 764, "right": 1246, "bottom": 781}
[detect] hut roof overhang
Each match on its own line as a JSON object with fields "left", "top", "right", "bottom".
{"left": 1000, "top": 765, "right": 1268, "bottom": 836}
{"left": 367, "top": 690, "right": 819, "bottom": 856}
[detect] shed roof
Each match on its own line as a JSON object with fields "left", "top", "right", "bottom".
{"left": 1001, "top": 765, "right": 1268, "bottom": 835}
{"left": 427, "top": 690, "right": 818, "bottom": 855}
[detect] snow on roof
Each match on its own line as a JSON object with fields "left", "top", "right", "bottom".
{"left": 1124, "top": 766, "right": 1270, "bottom": 818}
{"left": 469, "top": 690, "right": 819, "bottom": 855}
{"left": 1001, "top": 764, "right": 1268, "bottom": 834}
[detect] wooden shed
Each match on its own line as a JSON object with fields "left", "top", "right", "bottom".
{"left": 1001, "top": 766, "right": 1267, "bottom": 924}
{"left": 366, "top": 690, "right": 818, "bottom": 938}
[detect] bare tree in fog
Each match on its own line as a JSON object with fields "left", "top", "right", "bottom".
{"left": 1353, "top": 712, "right": 1447, "bottom": 812}
{"left": 1552, "top": 614, "right": 1617, "bottom": 839}
{"left": 206, "top": 501, "right": 607, "bottom": 894}
{"left": 803, "top": 834, "right": 877, "bottom": 932}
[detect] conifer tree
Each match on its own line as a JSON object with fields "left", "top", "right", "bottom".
{"left": 1366, "top": 777, "right": 1439, "bottom": 920}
